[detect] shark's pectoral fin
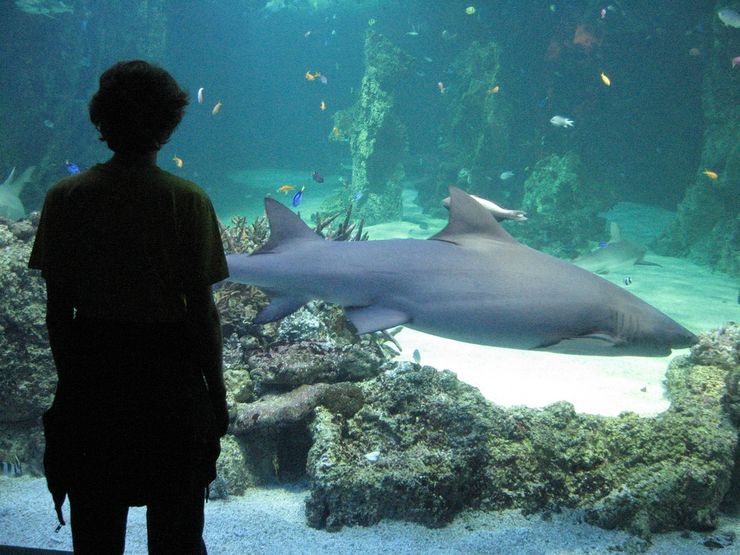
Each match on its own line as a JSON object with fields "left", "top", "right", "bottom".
{"left": 255, "top": 295, "right": 307, "bottom": 324}
{"left": 344, "top": 305, "right": 411, "bottom": 335}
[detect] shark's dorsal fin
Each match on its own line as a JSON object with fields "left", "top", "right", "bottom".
{"left": 431, "top": 186, "right": 517, "bottom": 245}
{"left": 2, "top": 167, "right": 16, "bottom": 188}
{"left": 6, "top": 166, "right": 34, "bottom": 196}
{"left": 254, "top": 197, "right": 322, "bottom": 254}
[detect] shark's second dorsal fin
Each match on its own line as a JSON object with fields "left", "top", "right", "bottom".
{"left": 431, "top": 186, "right": 517, "bottom": 245}
{"left": 254, "top": 197, "right": 321, "bottom": 254}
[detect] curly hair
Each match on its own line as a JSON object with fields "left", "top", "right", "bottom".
{"left": 89, "top": 60, "right": 189, "bottom": 153}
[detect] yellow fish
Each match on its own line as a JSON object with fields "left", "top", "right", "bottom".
{"left": 703, "top": 169, "right": 719, "bottom": 180}
{"left": 277, "top": 185, "right": 296, "bottom": 194}
{"left": 600, "top": 71, "right": 611, "bottom": 86}
{"left": 212, "top": 100, "right": 222, "bottom": 115}
{"left": 331, "top": 126, "right": 341, "bottom": 138}
{"left": 465, "top": 6, "right": 476, "bottom": 15}
{"left": 172, "top": 155, "right": 183, "bottom": 168}
{"left": 320, "top": 99, "right": 326, "bottom": 111}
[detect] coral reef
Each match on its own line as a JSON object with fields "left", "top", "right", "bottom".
{"left": 305, "top": 324, "right": 738, "bottom": 539}
{"left": 325, "top": 30, "right": 412, "bottom": 224}
{"left": 424, "top": 41, "right": 511, "bottom": 215}
{"left": 511, "top": 151, "right": 612, "bottom": 258}
{"left": 654, "top": 5, "right": 740, "bottom": 276}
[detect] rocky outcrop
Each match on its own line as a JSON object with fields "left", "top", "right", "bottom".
{"left": 305, "top": 324, "right": 739, "bottom": 539}
{"left": 654, "top": 0, "right": 739, "bottom": 276}
{"left": 424, "top": 41, "right": 511, "bottom": 215}
{"left": 326, "top": 30, "right": 411, "bottom": 224}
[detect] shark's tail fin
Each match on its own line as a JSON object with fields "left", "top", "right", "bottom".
{"left": 254, "top": 196, "right": 322, "bottom": 254}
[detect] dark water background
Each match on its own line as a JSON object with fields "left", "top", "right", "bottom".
{"left": 0, "top": 0, "right": 721, "bottom": 212}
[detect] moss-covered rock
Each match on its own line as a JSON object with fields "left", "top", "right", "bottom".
{"left": 324, "top": 31, "right": 411, "bottom": 224}
{"left": 423, "top": 41, "right": 510, "bottom": 215}
{"left": 305, "top": 326, "right": 738, "bottom": 538}
{"left": 0, "top": 215, "right": 55, "bottom": 425}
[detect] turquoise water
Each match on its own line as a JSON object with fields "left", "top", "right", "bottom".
{"left": 1, "top": 1, "right": 739, "bottom": 552}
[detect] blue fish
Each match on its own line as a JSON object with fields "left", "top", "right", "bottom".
{"left": 292, "top": 186, "right": 305, "bottom": 207}
{"left": 354, "top": 191, "right": 364, "bottom": 201}
{"left": 598, "top": 241, "right": 609, "bottom": 248}
{"left": 412, "top": 349, "right": 421, "bottom": 364}
{"left": 65, "top": 160, "right": 80, "bottom": 175}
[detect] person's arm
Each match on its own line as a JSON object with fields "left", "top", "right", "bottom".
{"left": 185, "top": 284, "right": 229, "bottom": 436}
{"left": 45, "top": 280, "right": 75, "bottom": 380}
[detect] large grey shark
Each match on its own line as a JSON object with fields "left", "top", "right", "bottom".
{"left": 226, "top": 187, "right": 697, "bottom": 356}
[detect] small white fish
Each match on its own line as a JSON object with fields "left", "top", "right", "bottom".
{"left": 550, "top": 115, "right": 574, "bottom": 128}
{"left": 442, "top": 194, "right": 527, "bottom": 222}
{"left": 718, "top": 7, "right": 740, "bottom": 28}
{"left": 500, "top": 171, "right": 515, "bottom": 180}
{"left": 197, "top": 87, "right": 204, "bottom": 104}
{"left": 364, "top": 451, "right": 380, "bottom": 463}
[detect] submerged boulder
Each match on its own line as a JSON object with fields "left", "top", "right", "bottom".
{"left": 305, "top": 324, "right": 739, "bottom": 538}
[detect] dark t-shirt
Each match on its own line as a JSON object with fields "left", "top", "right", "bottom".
{"left": 29, "top": 161, "right": 228, "bottom": 322}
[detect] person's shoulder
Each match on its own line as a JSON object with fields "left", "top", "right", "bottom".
{"left": 46, "top": 164, "right": 106, "bottom": 198}
{"left": 155, "top": 168, "right": 211, "bottom": 201}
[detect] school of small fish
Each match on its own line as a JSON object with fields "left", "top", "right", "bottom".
{"left": 55, "top": 3, "right": 732, "bottom": 209}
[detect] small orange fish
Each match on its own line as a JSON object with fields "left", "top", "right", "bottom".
{"left": 320, "top": 99, "right": 326, "bottom": 111}
{"left": 212, "top": 100, "right": 222, "bottom": 115}
{"left": 487, "top": 85, "right": 500, "bottom": 94}
{"left": 331, "top": 126, "right": 341, "bottom": 138}
{"left": 172, "top": 155, "right": 183, "bottom": 168}
{"left": 277, "top": 185, "right": 296, "bottom": 194}
{"left": 703, "top": 169, "right": 719, "bottom": 180}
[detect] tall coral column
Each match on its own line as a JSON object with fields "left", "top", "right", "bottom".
{"left": 346, "top": 30, "right": 411, "bottom": 224}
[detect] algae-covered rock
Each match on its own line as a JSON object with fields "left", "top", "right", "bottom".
{"left": 305, "top": 364, "right": 496, "bottom": 530}
{"left": 324, "top": 30, "right": 411, "bottom": 224}
{"left": 304, "top": 326, "right": 738, "bottom": 538}
{"left": 0, "top": 215, "right": 55, "bottom": 424}
{"left": 246, "top": 337, "right": 385, "bottom": 390}
{"left": 424, "top": 41, "right": 510, "bottom": 214}
{"left": 512, "top": 151, "right": 611, "bottom": 258}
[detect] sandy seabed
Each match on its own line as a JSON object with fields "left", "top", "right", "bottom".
{"left": 1, "top": 477, "right": 738, "bottom": 554}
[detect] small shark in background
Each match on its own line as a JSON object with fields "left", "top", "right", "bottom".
{"left": 574, "top": 222, "right": 661, "bottom": 275}
{"left": 0, "top": 166, "right": 35, "bottom": 220}
{"left": 226, "top": 187, "right": 696, "bottom": 357}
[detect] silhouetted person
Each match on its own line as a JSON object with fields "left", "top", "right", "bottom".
{"left": 29, "top": 60, "right": 229, "bottom": 554}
